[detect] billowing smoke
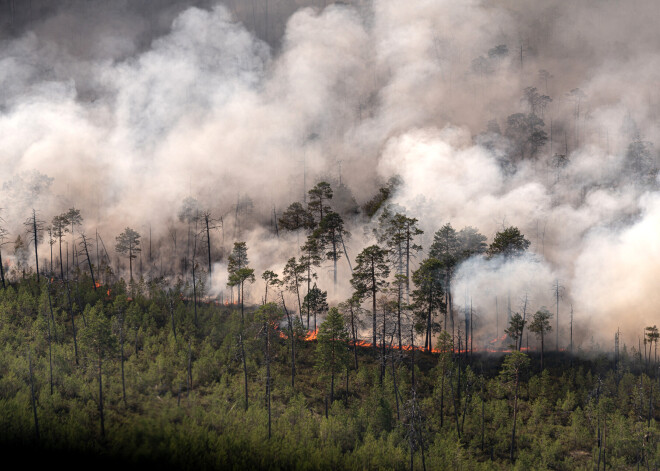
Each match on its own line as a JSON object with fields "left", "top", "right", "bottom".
{"left": 1, "top": 0, "right": 659, "bottom": 350}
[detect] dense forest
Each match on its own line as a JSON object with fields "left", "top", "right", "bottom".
{"left": 3, "top": 0, "right": 660, "bottom": 469}
{"left": 0, "top": 184, "right": 659, "bottom": 470}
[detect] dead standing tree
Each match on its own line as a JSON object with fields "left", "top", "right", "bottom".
{"left": 79, "top": 233, "right": 97, "bottom": 289}
{"left": 201, "top": 210, "right": 222, "bottom": 286}
{"left": 51, "top": 213, "right": 70, "bottom": 280}
{"left": 24, "top": 209, "right": 45, "bottom": 282}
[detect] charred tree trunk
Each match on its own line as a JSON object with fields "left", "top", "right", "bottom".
{"left": 59, "top": 235, "right": 64, "bottom": 280}
{"left": 340, "top": 235, "right": 352, "bottom": 272}
{"left": 306, "top": 262, "right": 311, "bottom": 330}
{"left": 81, "top": 234, "right": 96, "bottom": 290}
{"left": 32, "top": 210, "right": 40, "bottom": 283}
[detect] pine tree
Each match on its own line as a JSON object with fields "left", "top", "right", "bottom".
{"left": 351, "top": 245, "right": 390, "bottom": 348}
{"left": 529, "top": 308, "right": 552, "bottom": 370}
{"left": 411, "top": 258, "right": 445, "bottom": 352}
{"left": 316, "top": 307, "right": 350, "bottom": 405}
{"left": 80, "top": 302, "right": 117, "bottom": 438}
{"left": 115, "top": 227, "right": 141, "bottom": 281}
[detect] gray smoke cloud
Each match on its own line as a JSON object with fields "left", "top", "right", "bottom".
{"left": 1, "top": 0, "right": 659, "bottom": 349}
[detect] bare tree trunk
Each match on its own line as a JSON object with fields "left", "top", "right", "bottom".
{"left": 205, "top": 216, "right": 212, "bottom": 284}
{"left": 81, "top": 234, "right": 96, "bottom": 289}
{"left": 96, "top": 230, "right": 100, "bottom": 282}
{"left": 0, "top": 249, "right": 5, "bottom": 288}
{"left": 306, "top": 262, "right": 311, "bottom": 329}
{"left": 32, "top": 210, "right": 40, "bottom": 283}
{"left": 59, "top": 235, "right": 64, "bottom": 280}
{"left": 340, "top": 236, "right": 352, "bottom": 272}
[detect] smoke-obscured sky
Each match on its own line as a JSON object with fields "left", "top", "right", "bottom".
{"left": 1, "top": 0, "right": 660, "bottom": 349}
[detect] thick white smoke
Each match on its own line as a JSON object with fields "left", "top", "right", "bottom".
{"left": 1, "top": 0, "right": 659, "bottom": 349}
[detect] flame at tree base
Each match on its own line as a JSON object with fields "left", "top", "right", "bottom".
{"left": 277, "top": 328, "right": 535, "bottom": 354}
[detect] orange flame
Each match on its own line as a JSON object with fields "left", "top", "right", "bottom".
{"left": 275, "top": 326, "right": 537, "bottom": 355}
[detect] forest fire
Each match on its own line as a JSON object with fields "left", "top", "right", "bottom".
{"left": 276, "top": 327, "right": 532, "bottom": 355}
{"left": 489, "top": 333, "right": 507, "bottom": 344}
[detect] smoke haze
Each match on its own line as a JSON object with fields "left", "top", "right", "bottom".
{"left": 1, "top": 0, "right": 659, "bottom": 350}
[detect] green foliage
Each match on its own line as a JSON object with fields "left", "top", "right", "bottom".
{"left": 505, "top": 312, "right": 526, "bottom": 350}
{"left": 488, "top": 226, "right": 530, "bottom": 259}
{"left": 316, "top": 308, "right": 350, "bottom": 400}
{"left": 350, "top": 245, "right": 390, "bottom": 299}
{"left": 0, "top": 277, "right": 659, "bottom": 470}
{"left": 278, "top": 202, "right": 314, "bottom": 232}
